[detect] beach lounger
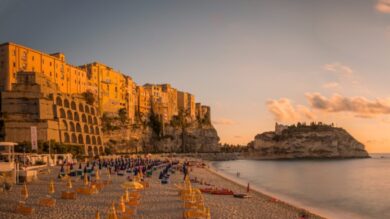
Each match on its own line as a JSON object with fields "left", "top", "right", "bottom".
{"left": 15, "top": 203, "right": 34, "bottom": 215}
{"left": 61, "top": 191, "right": 76, "bottom": 199}
{"left": 38, "top": 197, "right": 56, "bottom": 207}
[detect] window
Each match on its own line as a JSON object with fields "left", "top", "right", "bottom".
{"left": 50, "top": 62, "right": 52, "bottom": 66}
{"left": 13, "top": 50, "right": 16, "bottom": 56}
{"left": 13, "top": 62, "right": 16, "bottom": 67}
{"left": 32, "top": 56, "right": 34, "bottom": 61}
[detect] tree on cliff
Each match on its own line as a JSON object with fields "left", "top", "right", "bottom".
{"left": 82, "top": 91, "right": 95, "bottom": 105}
{"left": 118, "top": 108, "right": 129, "bottom": 125}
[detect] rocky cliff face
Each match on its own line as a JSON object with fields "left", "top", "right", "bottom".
{"left": 248, "top": 125, "right": 369, "bottom": 159}
{"left": 103, "top": 120, "right": 220, "bottom": 153}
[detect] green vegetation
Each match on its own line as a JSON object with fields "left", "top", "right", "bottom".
{"left": 149, "top": 110, "right": 163, "bottom": 138}
{"left": 118, "top": 108, "right": 129, "bottom": 125}
{"left": 82, "top": 91, "right": 95, "bottom": 105}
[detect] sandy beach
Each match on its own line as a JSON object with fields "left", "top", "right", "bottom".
{"left": 0, "top": 160, "right": 324, "bottom": 219}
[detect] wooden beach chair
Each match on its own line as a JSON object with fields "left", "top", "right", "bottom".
{"left": 38, "top": 197, "right": 56, "bottom": 207}
{"left": 15, "top": 202, "right": 34, "bottom": 215}
{"left": 61, "top": 191, "right": 76, "bottom": 199}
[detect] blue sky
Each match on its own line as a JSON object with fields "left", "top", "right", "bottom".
{"left": 1, "top": 0, "right": 390, "bottom": 152}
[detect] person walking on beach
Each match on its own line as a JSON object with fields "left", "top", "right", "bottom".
{"left": 183, "top": 162, "right": 188, "bottom": 180}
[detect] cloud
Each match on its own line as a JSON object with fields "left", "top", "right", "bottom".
{"left": 305, "top": 93, "right": 390, "bottom": 118}
{"left": 322, "top": 82, "right": 340, "bottom": 90}
{"left": 212, "top": 118, "right": 236, "bottom": 125}
{"left": 266, "top": 98, "right": 314, "bottom": 122}
{"left": 376, "top": 0, "right": 390, "bottom": 13}
{"left": 323, "top": 62, "right": 354, "bottom": 76}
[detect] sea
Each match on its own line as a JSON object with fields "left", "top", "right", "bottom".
{"left": 211, "top": 153, "right": 390, "bottom": 219}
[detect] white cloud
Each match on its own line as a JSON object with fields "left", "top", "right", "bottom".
{"left": 323, "top": 62, "right": 354, "bottom": 76}
{"left": 376, "top": 0, "right": 390, "bottom": 13}
{"left": 322, "top": 82, "right": 340, "bottom": 90}
{"left": 266, "top": 98, "right": 314, "bottom": 122}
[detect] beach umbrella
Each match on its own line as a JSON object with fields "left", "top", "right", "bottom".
{"left": 118, "top": 196, "right": 126, "bottom": 213}
{"left": 107, "top": 202, "right": 118, "bottom": 219}
{"left": 246, "top": 183, "right": 250, "bottom": 193}
{"left": 48, "top": 178, "right": 55, "bottom": 194}
{"left": 124, "top": 189, "right": 130, "bottom": 202}
{"left": 95, "top": 170, "right": 100, "bottom": 181}
{"left": 79, "top": 163, "right": 82, "bottom": 169}
{"left": 120, "top": 181, "right": 144, "bottom": 190}
{"left": 21, "top": 183, "right": 28, "bottom": 201}
{"left": 95, "top": 210, "right": 100, "bottom": 219}
{"left": 66, "top": 178, "right": 73, "bottom": 189}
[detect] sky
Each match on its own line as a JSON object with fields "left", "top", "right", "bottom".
{"left": 1, "top": 0, "right": 390, "bottom": 152}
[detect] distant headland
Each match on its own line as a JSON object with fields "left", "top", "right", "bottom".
{"left": 245, "top": 122, "right": 370, "bottom": 159}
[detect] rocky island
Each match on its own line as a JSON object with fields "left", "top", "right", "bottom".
{"left": 246, "top": 122, "right": 370, "bottom": 159}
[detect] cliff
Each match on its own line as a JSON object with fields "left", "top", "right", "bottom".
{"left": 102, "top": 117, "right": 220, "bottom": 153}
{"left": 247, "top": 124, "right": 370, "bottom": 159}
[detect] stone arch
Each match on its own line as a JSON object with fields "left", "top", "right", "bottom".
{"left": 62, "top": 120, "right": 68, "bottom": 131}
{"left": 82, "top": 114, "right": 87, "bottom": 123}
{"left": 64, "top": 132, "right": 70, "bottom": 143}
{"left": 79, "top": 103, "right": 84, "bottom": 112}
{"left": 97, "top": 137, "right": 102, "bottom": 145}
{"left": 76, "top": 123, "right": 81, "bottom": 132}
{"left": 98, "top": 146, "right": 103, "bottom": 154}
{"left": 88, "top": 115, "right": 92, "bottom": 124}
{"left": 84, "top": 124, "right": 89, "bottom": 133}
{"left": 89, "top": 126, "right": 94, "bottom": 134}
{"left": 95, "top": 127, "right": 100, "bottom": 135}
{"left": 60, "top": 108, "right": 66, "bottom": 118}
{"left": 67, "top": 110, "right": 73, "bottom": 120}
{"left": 87, "top": 146, "right": 93, "bottom": 156}
{"left": 56, "top": 97, "right": 63, "bottom": 106}
{"left": 90, "top": 107, "right": 95, "bottom": 115}
{"left": 93, "top": 117, "right": 98, "bottom": 125}
{"left": 71, "top": 133, "right": 77, "bottom": 143}
{"left": 64, "top": 99, "right": 70, "bottom": 108}
{"left": 74, "top": 112, "right": 80, "bottom": 121}
{"left": 69, "top": 122, "right": 75, "bottom": 132}
{"left": 85, "top": 105, "right": 90, "bottom": 114}
{"left": 71, "top": 101, "right": 76, "bottom": 110}
{"left": 93, "top": 146, "right": 98, "bottom": 155}
{"left": 92, "top": 136, "right": 96, "bottom": 145}
{"left": 86, "top": 135, "right": 91, "bottom": 144}
{"left": 78, "top": 134, "right": 84, "bottom": 144}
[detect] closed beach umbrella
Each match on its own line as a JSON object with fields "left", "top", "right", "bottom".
{"left": 119, "top": 196, "right": 126, "bottom": 213}
{"left": 48, "top": 178, "right": 55, "bottom": 194}
{"left": 107, "top": 202, "right": 118, "bottom": 219}
{"left": 247, "top": 183, "right": 250, "bottom": 193}
{"left": 95, "top": 210, "right": 100, "bottom": 219}
{"left": 84, "top": 173, "right": 89, "bottom": 185}
{"left": 67, "top": 178, "right": 73, "bottom": 189}
{"left": 124, "top": 189, "right": 129, "bottom": 202}
{"left": 21, "top": 183, "right": 28, "bottom": 201}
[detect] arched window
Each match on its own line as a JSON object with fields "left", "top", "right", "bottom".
{"left": 71, "top": 133, "right": 77, "bottom": 143}
{"left": 67, "top": 110, "right": 73, "bottom": 120}
{"left": 88, "top": 115, "right": 92, "bottom": 124}
{"left": 95, "top": 127, "right": 100, "bottom": 135}
{"left": 89, "top": 126, "right": 94, "bottom": 134}
{"left": 64, "top": 99, "right": 70, "bottom": 108}
{"left": 76, "top": 123, "right": 81, "bottom": 132}
{"left": 78, "top": 134, "right": 84, "bottom": 144}
{"left": 82, "top": 114, "right": 87, "bottom": 123}
{"left": 86, "top": 135, "right": 91, "bottom": 144}
{"left": 85, "top": 105, "right": 90, "bottom": 114}
{"left": 62, "top": 120, "right": 68, "bottom": 131}
{"left": 79, "top": 103, "right": 84, "bottom": 112}
{"left": 98, "top": 146, "right": 103, "bottom": 154}
{"left": 88, "top": 146, "right": 93, "bottom": 156}
{"left": 97, "top": 137, "right": 102, "bottom": 145}
{"left": 92, "top": 136, "right": 96, "bottom": 145}
{"left": 93, "top": 147, "right": 98, "bottom": 155}
{"left": 64, "top": 133, "right": 70, "bottom": 143}
{"left": 60, "top": 108, "right": 66, "bottom": 118}
{"left": 71, "top": 101, "right": 76, "bottom": 110}
{"left": 69, "top": 122, "right": 75, "bottom": 132}
{"left": 74, "top": 112, "right": 80, "bottom": 121}
{"left": 90, "top": 107, "right": 95, "bottom": 115}
{"left": 93, "top": 117, "right": 98, "bottom": 125}
{"left": 56, "top": 97, "right": 63, "bottom": 106}
{"left": 84, "top": 124, "right": 89, "bottom": 133}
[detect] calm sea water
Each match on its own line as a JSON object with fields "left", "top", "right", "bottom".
{"left": 212, "top": 154, "right": 390, "bottom": 219}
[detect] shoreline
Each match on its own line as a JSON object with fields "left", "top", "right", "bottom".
{"left": 203, "top": 161, "right": 326, "bottom": 219}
